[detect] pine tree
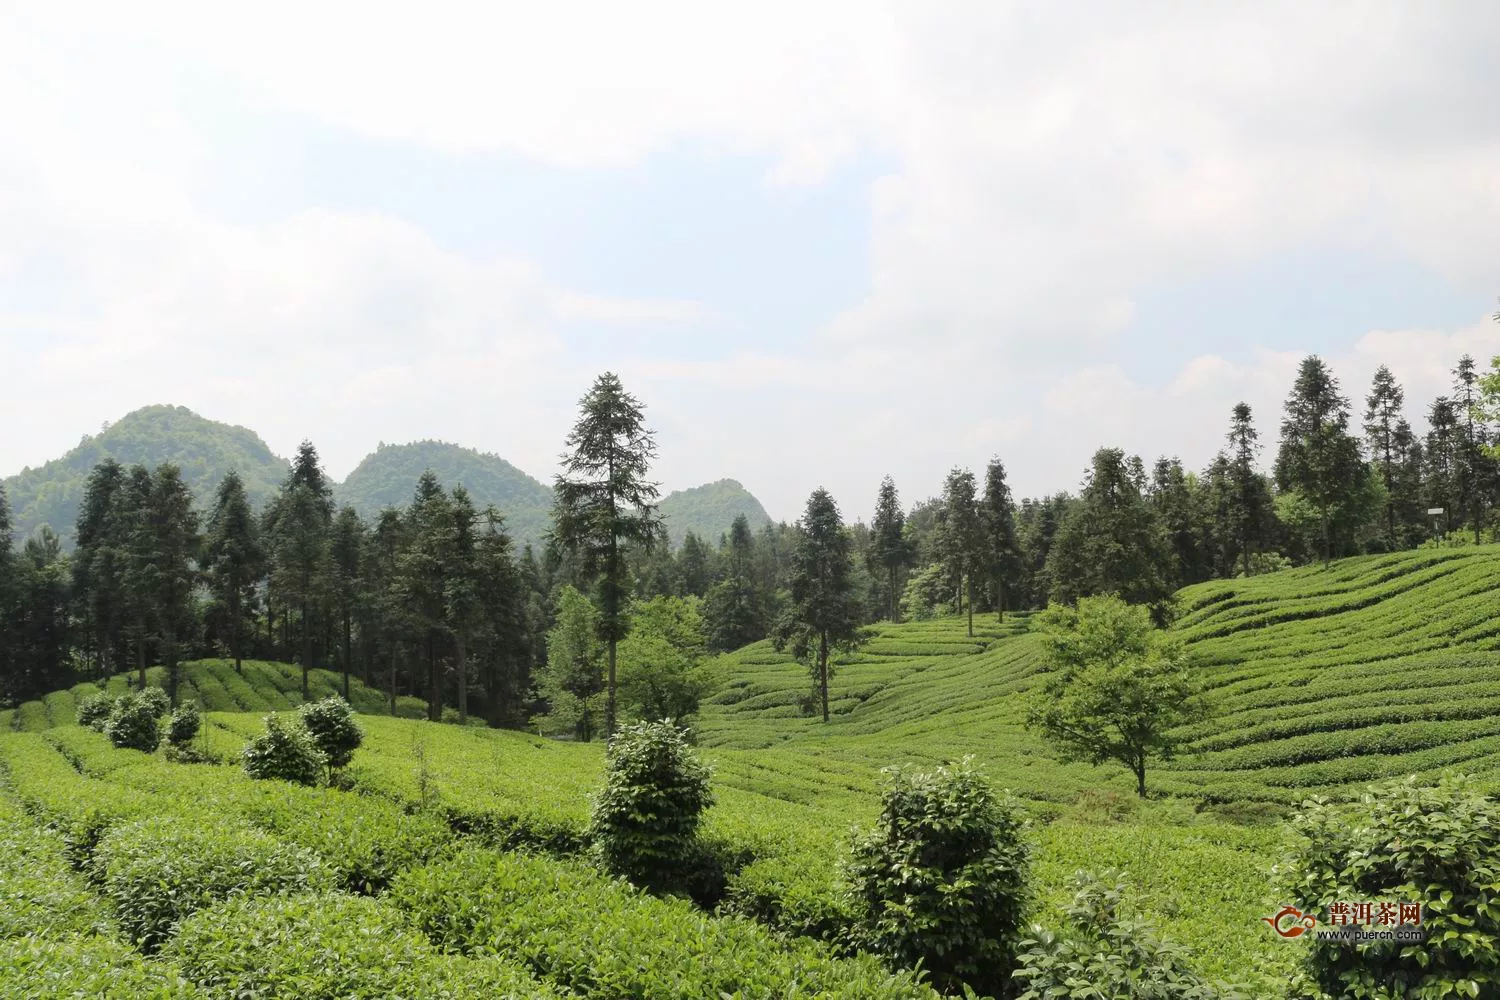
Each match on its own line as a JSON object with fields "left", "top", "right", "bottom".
{"left": 1425, "top": 398, "right": 1459, "bottom": 538}
{"left": 368, "top": 508, "right": 408, "bottom": 714}
{"left": 121, "top": 465, "right": 155, "bottom": 687}
{"left": 1274, "top": 356, "right": 1367, "bottom": 566}
{"left": 399, "top": 471, "right": 453, "bottom": 721}
{"left": 266, "top": 442, "right": 334, "bottom": 697}
{"left": 549, "top": 372, "right": 666, "bottom": 738}
{"left": 445, "top": 486, "right": 481, "bottom": 725}
{"left": 1046, "top": 450, "right": 1171, "bottom": 610}
{"left": 475, "top": 506, "right": 526, "bottom": 726}
{"left": 868, "top": 476, "right": 910, "bottom": 623}
{"left": 1227, "top": 403, "right": 1268, "bottom": 575}
{"left": 1363, "top": 366, "right": 1405, "bottom": 547}
{"left": 205, "top": 470, "right": 265, "bottom": 674}
{"left": 1148, "top": 458, "right": 1203, "bottom": 588}
{"left": 73, "top": 459, "right": 130, "bottom": 676}
{"left": 770, "top": 488, "right": 865, "bottom": 722}
{"left": 1390, "top": 419, "right": 1427, "bottom": 548}
{"left": 130, "top": 465, "right": 201, "bottom": 707}
{"left": 328, "top": 505, "right": 365, "bottom": 699}
{"left": 676, "top": 532, "right": 711, "bottom": 597}
{"left": 936, "top": 469, "right": 984, "bottom": 637}
{"left": 1453, "top": 355, "right": 1489, "bottom": 544}
{"left": 979, "top": 459, "right": 1020, "bottom": 622}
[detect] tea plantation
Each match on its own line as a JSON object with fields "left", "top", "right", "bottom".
{"left": 1, "top": 545, "right": 1497, "bottom": 995}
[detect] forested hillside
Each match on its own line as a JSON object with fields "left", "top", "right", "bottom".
{"left": 335, "top": 441, "right": 555, "bottom": 547}
{"left": 657, "top": 479, "right": 771, "bottom": 547}
{"left": 2, "top": 406, "right": 289, "bottom": 547}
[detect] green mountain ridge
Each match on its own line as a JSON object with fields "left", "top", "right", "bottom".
{"left": 4, "top": 407, "right": 773, "bottom": 551}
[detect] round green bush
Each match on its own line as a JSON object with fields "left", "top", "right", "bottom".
{"left": 135, "top": 686, "right": 171, "bottom": 719}
{"left": 298, "top": 695, "right": 363, "bottom": 771}
{"left": 103, "top": 693, "right": 162, "bottom": 752}
{"left": 242, "top": 714, "right": 327, "bottom": 786}
{"left": 75, "top": 692, "right": 117, "bottom": 731}
{"left": 0, "top": 934, "right": 200, "bottom": 998}
{"left": 587, "top": 720, "right": 714, "bottom": 893}
{"left": 845, "top": 757, "right": 1030, "bottom": 997}
{"left": 92, "top": 816, "right": 332, "bottom": 952}
{"left": 166, "top": 702, "right": 200, "bottom": 746}
{"left": 1280, "top": 773, "right": 1500, "bottom": 998}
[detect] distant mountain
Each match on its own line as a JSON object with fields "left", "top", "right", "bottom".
{"left": 2, "top": 405, "right": 290, "bottom": 547}
{"left": 658, "top": 478, "right": 772, "bottom": 547}
{"left": 334, "top": 441, "right": 554, "bottom": 547}
{"left": 3, "top": 408, "right": 773, "bottom": 554}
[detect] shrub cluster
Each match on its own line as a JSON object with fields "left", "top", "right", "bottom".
{"left": 242, "top": 714, "right": 327, "bottom": 786}
{"left": 165, "top": 892, "right": 560, "bottom": 999}
{"left": 390, "top": 849, "right": 939, "bottom": 1000}
{"left": 1013, "top": 871, "right": 1243, "bottom": 999}
{"left": 845, "top": 757, "right": 1031, "bottom": 996}
{"left": 166, "top": 702, "right": 200, "bottom": 747}
{"left": 586, "top": 719, "right": 714, "bottom": 893}
{"left": 91, "top": 815, "right": 332, "bottom": 952}
{"left": 1280, "top": 773, "right": 1500, "bottom": 998}
{"left": 298, "top": 695, "right": 364, "bottom": 773}
{"left": 102, "top": 691, "right": 166, "bottom": 753}
{"left": 74, "top": 692, "right": 116, "bottom": 731}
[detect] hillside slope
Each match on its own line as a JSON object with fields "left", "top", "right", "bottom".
{"left": 657, "top": 478, "right": 772, "bottom": 546}
{"left": 3, "top": 406, "right": 289, "bottom": 546}
{"left": 0, "top": 659, "right": 426, "bottom": 733}
{"left": 697, "top": 545, "right": 1500, "bottom": 804}
{"left": 335, "top": 440, "right": 555, "bottom": 546}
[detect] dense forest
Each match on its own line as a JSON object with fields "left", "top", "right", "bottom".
{"left": 1, "top": 347, "right": 1497, "bottom": 733}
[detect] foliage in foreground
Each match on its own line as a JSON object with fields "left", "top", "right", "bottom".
{"left": 242, "top": 713, "right": 328, "bottom": 786}
{"left": 846, "top": 758, "right": 1030, "bottom": 997}
{"left": 91, "top": 815, "right": 332, "bottom": 952}
{"left": 588, "top": 719, "right": 714, "bottom": 894}
{"left": 298, "top": 695, "right": 363, "bottom": 773}
{"left": 1280, "top": 773, "right": 1500, "bottom": 998}
{"left": 1013, "top": 870, "right": 1242, "bottom": 999}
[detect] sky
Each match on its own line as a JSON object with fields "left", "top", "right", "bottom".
{"left": 2, "top": 2, "right": 1498, "bottom": 523}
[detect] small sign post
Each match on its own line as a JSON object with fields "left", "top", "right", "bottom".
{"left": 1428, "top": 508, "right": 1445, "bottom": 545}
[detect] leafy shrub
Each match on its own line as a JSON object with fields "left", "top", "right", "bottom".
{"left": 166, "top": 892, "right": 559, "bottom": 999}
{"left": 1280, "top": 773, "right": 1500, "bottom": 998}
{"left": 390, "top": 849, "right": 939, "bottom": 999}
{"left": 587, "top": 719, "right": 714, "bottom": 893}
{"left": 75, "top": 692, "right": 117, "bottom": 731}
{"left": 242, "top": 714, "right": 327, "bottom": 786}
{"left": 0, "top": 934, "right": 201, "bottom": 998}
{"left": 166, "top": 702, "right": 200, "bottom": 746}
{"left": 298, "top": 695, "right": 363, "bottom": 772}
{"left": 845, "top": 757, "right": 1030, "bottom": 997}
{"left": 0, "top": 815, "right": 110, "bottom": 939}
{"left": 92, "top": 816, "right": 332, "bottom": 952}
{"left": 135, "top": 686, "right": 171, "bottom": 719}
{"left": 1013, "top": 870, "right": 1242, "bottom": 999}
{"left": 103, "top": 693, "right": 162, "bottom": 752}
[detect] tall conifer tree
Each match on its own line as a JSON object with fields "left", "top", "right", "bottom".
{"left": 1363, "top": 366, "right": 1405, "bottom": 547}
{"left": 550, "top": 372, "right": 666, "bottom": 738}
{"left": 771, "top": 488, "right": 864, "bottom": 722}
{"left": 1274, "top": 356, "right": 1366, "bottom": 566}
{"left": 936, "top": 469, "right": 983, "bottom": 637}
{"left": 868, "top": 476, "right": 909, "bottom": 623}
{"left": 205, "top": 470, "right": 264, "bottom": 674}
{"left": 979, "top": 459, "right": 1020, "bottom": 622}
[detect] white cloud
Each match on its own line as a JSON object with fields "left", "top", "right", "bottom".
{"left": 2, "top": 2, "right": 1498, "bottom": 521}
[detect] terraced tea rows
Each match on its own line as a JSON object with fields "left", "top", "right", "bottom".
{"left": 0, "top": 659, "right": 426, "bottom": 733}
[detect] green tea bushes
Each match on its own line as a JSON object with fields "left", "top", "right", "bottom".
{"left": 0, "top": 935, "right": 202, "bottom": 999}
{"left": 242, "top": 714, "right": 326, "bottom": 786}
{"left": 91, "top": 816, "right": 332, "bottom": 952}
{"left": 1280, "top": 774, "right": 1500, "bottom": 998}
{"left": 165, "top": 893, "right": 560, "bottom": 999}
{"left": 391, "top": 849, "right": 940, "bottom": 1000}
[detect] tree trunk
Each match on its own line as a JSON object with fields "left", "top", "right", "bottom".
{"left": 1320, "top": 505, "right": 1331, "bottom": 568}
{"left": 230, "top": 590, "right": 243, "bottom": 673}
{"left": 1135, "top": 759, "right": 1147, "bottom": 798}
{"left": 606, "top": 638, "right": 618, "bottom": 738}
{"left": 889, "top": 565, "right": 899, "bottom": 623}
{"left": 165, "top": 627, "right": 178, "bottom": 708}
{"left": 996, "top": 577, "right": 1005, "bottom": 623}
{"left": 966, "top": 575, "right": 974, "bottom": 637}
{"left": 300, "top": 596, "right": 311, "bottom": 700}
{"left": 388, "top": 640, "right": 398, "bottom": 716}
{"left": 136, "top": 617, "right": 147, "bottom": 689}
{"left": 1240, "top": 518, "right": 1251, "bottom": 578}
{"left": 456, "top": 631, "right": 468, "bottom": 725}
{"left": 427, "top": 633, "right": 439, "bottom": 722}
{"left": 341, "top": 609, "right": 351, "bottom": 701}
{"left": 818, "top": 632, "right": 830, "bottom": 723}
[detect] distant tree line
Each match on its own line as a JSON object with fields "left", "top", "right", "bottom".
{"left": 2, "top": 347, "right": 1498, "bottom": 717}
